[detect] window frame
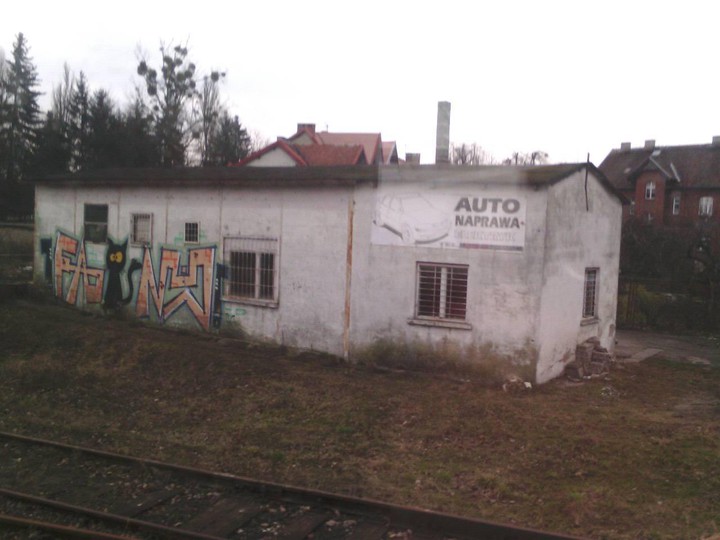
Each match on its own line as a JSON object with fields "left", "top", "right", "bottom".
{"left": 699, "top": 196, "right": 713, "bottom": 217}
{"left": 582, "top": 267, "right": 599, "bottom": 320}
{"left": 184, "top": 221, "right": 200, "bottom": 244}
{"left": 130, "top": 213, "right": 153, "bottom": 246}
{"left": 672, "top": 196, "right": 681, "bottom": 216}
{"left": 410, "top": 262, "right": 471, "bottom": 330}
{"left": 223, "top": 236, "right": 279, "bottom": 307}
{"left": 83, "top": 203, "right": 108, "bottom": 244}
{"left": 645, "top": 181, "right": 656, "bottom": 200}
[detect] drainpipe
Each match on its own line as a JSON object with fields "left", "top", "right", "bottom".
{"left": 343, "top": 196, "right": 354, "bottom": 361}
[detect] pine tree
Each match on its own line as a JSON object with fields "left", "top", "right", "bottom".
{"left": 0, "top": 33, "right": 41, "bottom": 217}
{"left": 86, "top": 89, "right": 121, "bottom": 169}
{"left": 0, "top": 33, "right": 41, "bottom": 183}
{"left": 68, "top": 71, "right": 91, "bottom": 170}
{"left": 207, "top": 112, "right": 250, "bottom": 165}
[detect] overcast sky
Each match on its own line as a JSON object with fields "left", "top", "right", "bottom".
{"left": 3, "top": 0, "right": 719, "bottom": 165}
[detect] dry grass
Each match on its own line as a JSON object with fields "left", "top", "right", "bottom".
{"left": 1, "top": 297, "right": 719, "bottom": 539}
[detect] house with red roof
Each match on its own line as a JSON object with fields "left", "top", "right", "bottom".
{"left": 236, "top": 123, "right": 398, "bottom": 167}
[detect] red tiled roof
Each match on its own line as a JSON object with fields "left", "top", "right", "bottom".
{"left": 234, "top": 139, "right": 307, "bottom": 167}
{"left": 295, "top": 144, "right": 367, "bottom": 166}
{"left": 315, "top": 132, "right": 382, "bottom": 164}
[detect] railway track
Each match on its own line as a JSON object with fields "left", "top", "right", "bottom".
{"left": 0, "top": 431, "right": 582, "bottom": 539}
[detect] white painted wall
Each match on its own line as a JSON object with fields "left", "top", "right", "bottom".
{"left": 247, "top": 148, "right": 298, "bottom": 167}
{"left": 34, "top": 165, "right": 622, "bottom": 384}
{"left": 535, "top": 171, "right": 622, "bottom": 383}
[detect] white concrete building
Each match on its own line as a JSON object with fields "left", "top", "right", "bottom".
{"left": 34, "top": 164, "right": 623, "bottom": 383}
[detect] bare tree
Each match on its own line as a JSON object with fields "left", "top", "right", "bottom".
{"left": 451, "top": 142, "right": 490, "bottom": 165}
{"left": 503, "top": 150, "right": 549, "bottom": 166}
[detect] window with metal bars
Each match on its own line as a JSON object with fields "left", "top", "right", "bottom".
{"left": 84, "top": 204, "right": 108, "bottom": 243}
{"left": 415, "top": 263, "right": 468, "bottom": 320}
{"left": 224, "top": 237, "right": 278, "bottom": 303}
{"left": 185, "top": 222, "right": 200, "bottom": 243}
{"left": 583, "top": 268, "right": 598, "bottom": 318}
{"left": 130, "top": 213, "right": 152, "bottom": 245}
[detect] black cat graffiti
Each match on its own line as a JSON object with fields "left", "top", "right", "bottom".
{"left": 103, "top": 239, "right": 142, "bottom": 309}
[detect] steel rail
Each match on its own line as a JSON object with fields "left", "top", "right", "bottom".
{"left": 0, "top": 488, "right": 224, "bottom": 540}
{"left": 0, "top": 513, "right": 137, "bottom": 539}
{"left": 0, "top": 430, "right": 586, "bottom": 540}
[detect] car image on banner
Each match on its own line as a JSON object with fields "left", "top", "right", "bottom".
{"left": 373, "top": 194, "right": 452, "bottom": 245}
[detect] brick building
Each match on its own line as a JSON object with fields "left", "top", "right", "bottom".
{"left": 599, "top": 138, "right": 720, "bottom": 230}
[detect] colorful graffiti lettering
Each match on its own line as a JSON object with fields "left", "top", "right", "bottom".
{"left": 53, "top": 231, "right": 105, "bottom": 304}
{"left": 135, "top": 245, "right": 218, "bottom": 331}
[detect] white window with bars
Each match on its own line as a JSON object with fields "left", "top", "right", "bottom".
{"left": 583, "top": 268, "right": 599, "bottom": 319}
{"left": 415, "top": 263, "right": 468, "bottom": 320}
{"left": 699, "top": 196, "right": 713, "bottom": 217}
{"left": 130, "top": 213, "right": 152, "bottom": 245}
{"left": 224, "top": 237, "right": 279, "bottom": 305}
{"left": 645, "top": 181, "right": 656, "bottom": 200}
{"left": 185, "top": 222, "right": 200, "bottom": 243}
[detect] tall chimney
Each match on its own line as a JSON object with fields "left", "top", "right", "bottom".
{"left": 435, "top": 101, "right": 451, "bottom": 164}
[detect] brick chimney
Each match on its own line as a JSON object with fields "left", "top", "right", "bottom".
{"left": 712, "top": 136, "right": 720, "bottom": 146}
{"left": 435, "top": 101, "right": 451, "bottom": 164}
{"left": 620, "top": 142, "right": 631, "bottom": 151}
{"left": 644, "top": 139, "right": 655, "bottom": 150}
{"left": 297, "top": 123, "right": 316, "bottom": 135}
{"left": 405, "top": 153, "right": 421, "bottom": 164}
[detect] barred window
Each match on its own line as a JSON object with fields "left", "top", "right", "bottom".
{"left": 84, "top": 204, "right": 108, "bottom": 243}
{"left": 583, "top": 268, "right": 598, "bottom": 318}
{"left": 131, "top": 213, "right": 152, "bottom": 245}
{"left": 185, "top": 222, "right": 200, "bottom": 243}
{"left": 416, "top": 263, "right": 468, "bottom": 320}
{"left": 224, "top": 237, "right": 279, "bottom": 303}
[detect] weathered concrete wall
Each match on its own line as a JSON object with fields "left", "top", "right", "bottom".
{"left": 35, "top": 182, "right": 351, "bottom": 355}
{"left": 348, "top": 166, "right": 549, "bottom": 378}
{"left": 535, "top": 171, "right": 622, "bottom": 383}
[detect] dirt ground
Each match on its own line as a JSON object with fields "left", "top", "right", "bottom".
{"left": 1, "top": 297, "right": 719, "bottom": 540}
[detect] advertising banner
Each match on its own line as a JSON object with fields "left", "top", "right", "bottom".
{"left": 371, "top": 191, "right": 526, "bottom": 251}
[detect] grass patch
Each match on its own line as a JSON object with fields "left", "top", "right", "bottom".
{"left": 0, "top": 299, "right": 719, "bottom": 539}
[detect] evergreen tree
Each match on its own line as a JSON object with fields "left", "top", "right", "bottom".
{"left": 86, "top": 89, "right": 121, "bottom": 169}
{"left": 118, "top": 92, "right": 160, "bottom": 167}
{"left": 0, "top": 33, "right": 41, "bottom": 217}
{"left": 33, "top": 111, "right": 71, "bottom": 175}
{"left": 207, "top": 112, "right": 250, "bottom": 165}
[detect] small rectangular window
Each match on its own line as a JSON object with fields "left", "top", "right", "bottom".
{"left": 185, "top": 222, "right": 200, "bottom": 243}
{"left": 416, "top": 263, "right": 468, "bottom": 320}
{"left": 645, "top": 181, "right": 656, "bottom": 200}
{"left": 224, "top": 237, "right": 279, "bottom": 304}
{"left": 131, "top": 213, "right": 152, "bottom": 245}
{"left": 699, "top": 196, "right": 713, "bottom": 217}
{"left": 583, "top": 268, "right": 598, "bottom": 318}
{"left": 84, "top": 204, "right": 108, "bottom": 243}
{"left": 672, "top": 196, "right": 681, "bottom": 215}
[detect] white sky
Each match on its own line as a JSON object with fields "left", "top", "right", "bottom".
{"left": 3, "top": 0, "right": 719, "bottom": 165}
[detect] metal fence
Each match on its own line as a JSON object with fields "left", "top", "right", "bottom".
{"left": 617, "top": 276, "right": 716, "bottom": 331}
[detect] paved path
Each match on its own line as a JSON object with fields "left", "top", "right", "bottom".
{"left": 615, "top": 329, "right": 720, "bottom": 366}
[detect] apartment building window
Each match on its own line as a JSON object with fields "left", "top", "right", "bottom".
{"left": 699, "top": 196, "right": 713, "bottom": 217}
{"left": 645, "top": 181, "right": 656, "bottom": 200}
{"left": 583, "top": 268, "right": 599, "bottom": 319}
{"left": 184, "top": 221, "right": 200, "bottom": 243}
{"left": 84, "top": 204, "right": 108, "bottom": 243}
{"left": 130, "top": 213, "right": 152, "bottom": 245}
{"left": 415, "top": 263, "right": 468, "bottom": 320}
{"left": 672, "top": 196, "right": 681, "bottom": 216}
{"left": 224, "top": 237, "right": 279, "bottom": 304}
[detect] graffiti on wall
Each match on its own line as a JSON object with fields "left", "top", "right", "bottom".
{"left": 53, "top": 230, "right": 105, "bottom": 304}
{"left": 45, "top": 230, "right": 224, "bottom": 331}
{"left": 135, "top": 245, "right": 219, "bottom": 331}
